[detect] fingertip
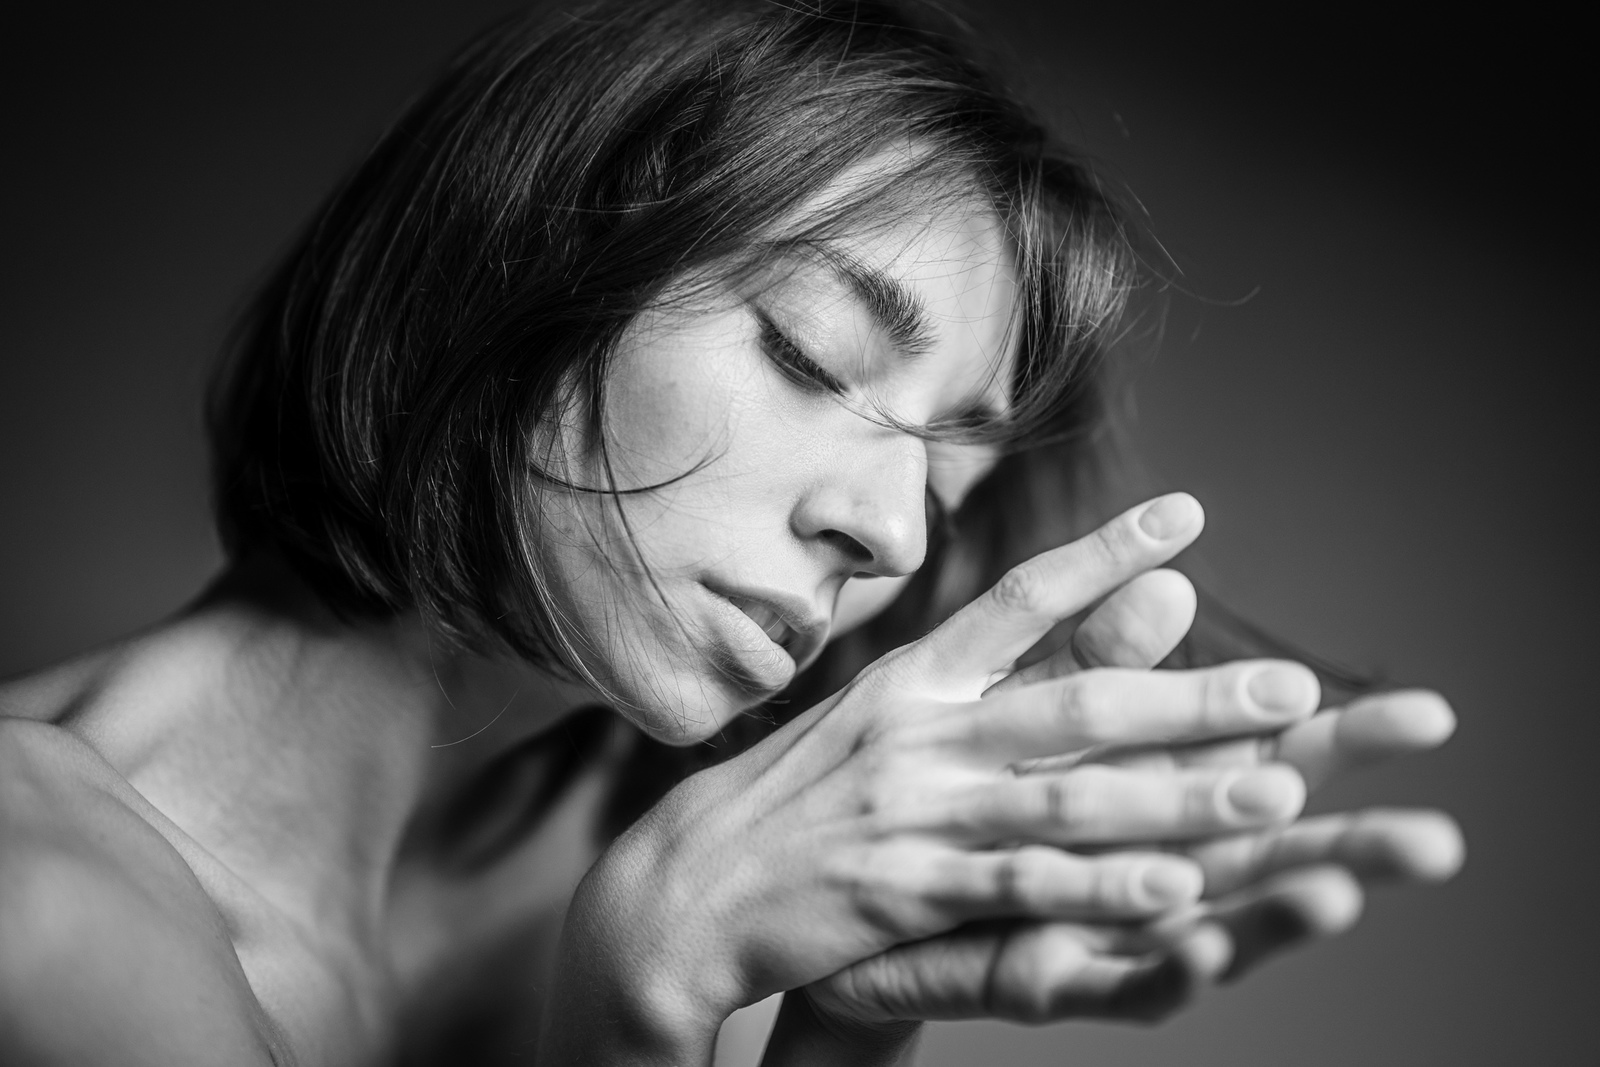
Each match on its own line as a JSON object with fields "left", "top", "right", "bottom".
{"left": 1139, "top": 568, "right": 1199, "bottom": 618}
{"left": 1395, "top": 690, "right": 1458, "bottom": 746}
{"left": 1136, "top": 493, "right": 1204, "bottom": 542}
{"left": 1287, "top": 865, "right": 1365, "bottom": 936}
{"left": 1176, "top": 922, "right": 1233, "bottom": 982}
{"left": 1350, "top": 689, "right": 1457, "bottom": 750}
{"left": 1245, "top": 661, "right": 1322, "bottom": 721}
{"left": 1224, "top": 765, "right": 1307, "bottom": 823}
{"left": 1136, "top": 858, "right": 1205, "bottom": 911}
{"left": 1389, "top": 809, "right": 1467, "bottom": 882}
{"left": 1073, "top": 568, "right": 1198, "bottom": 670}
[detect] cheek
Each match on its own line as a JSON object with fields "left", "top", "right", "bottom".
{"left": 596, "top": 303, "right": 837, "bottom": 563}
{"left": 601, "top": 307, "right": 750, "bottom": 490}
{"left": 569, "top": 305, "right": 775, "bottom": 574}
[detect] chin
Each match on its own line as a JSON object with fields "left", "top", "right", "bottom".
{"left": 608, "top": 668, "right": 770, "bottom": 748}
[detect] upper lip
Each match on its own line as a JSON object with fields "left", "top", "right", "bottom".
{"left": 706, "top": 582, "right": 830, "bottom": 670}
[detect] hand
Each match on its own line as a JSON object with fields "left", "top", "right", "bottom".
{"left": 1013, "top": 562, "right": 1463, "bottom": 984}
{"left": 803, "top": 563, "right": 1462, "bottom": 1029}
{"left": 537, "top": 494, "right": 1325, "bottom": 1064}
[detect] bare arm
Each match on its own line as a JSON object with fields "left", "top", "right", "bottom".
{"left": 0, "top": 721, "right": 287, "bottom": 1067}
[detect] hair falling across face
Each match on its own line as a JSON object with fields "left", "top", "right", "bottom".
{"left": 208, "top": 0, "right": 1137, "bottom": 732}
{"left": 535, "top": 165, "right": 1018, "bottom": 740}
{"left": 0, "top": 3, "right": 1468, "bottom": 1064}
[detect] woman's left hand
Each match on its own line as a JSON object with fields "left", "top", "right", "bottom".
{"left": 542, "top": 497, "right": 1337, "bottom": 1066}
{"left": 797, "top": 569, "right": 1463, "bottom": 1031}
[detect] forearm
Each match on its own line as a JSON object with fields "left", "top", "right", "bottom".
{"left": 760, "top": 992, "right": 921, "bottom": 1067}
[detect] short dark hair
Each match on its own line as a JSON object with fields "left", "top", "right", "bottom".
{"left": 207, "top": 0, "right": 1137, "bottom": 677}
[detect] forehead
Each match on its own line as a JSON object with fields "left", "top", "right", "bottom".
{"left": 772, "top": 158, "right": 1020, "bottom": 412}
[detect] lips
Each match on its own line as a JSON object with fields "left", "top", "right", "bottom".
{"left": 704, "top": 583, "right": 828, "bottom": 679}
{"left": 728, "top": 596, "right": 797, "bottom": 652}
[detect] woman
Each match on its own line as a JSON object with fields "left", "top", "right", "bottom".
{"left": 0, "top": 1, "right": 1461, "bottom": 1064}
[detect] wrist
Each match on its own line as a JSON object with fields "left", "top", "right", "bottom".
{"left": 538, "top": 846, "right": 733, "bottom": 1065}
{"left": 538, "top": 932, "right": 726, "bottom": 1066}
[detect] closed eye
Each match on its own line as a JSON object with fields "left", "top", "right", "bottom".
{"left": 756, "top": 312, "right": 850, "bottom": 396}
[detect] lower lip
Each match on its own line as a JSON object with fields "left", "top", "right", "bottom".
{"left": 702, "top": 589, "right": 799, "bottom": 695}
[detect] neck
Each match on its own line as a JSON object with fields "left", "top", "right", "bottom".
{"left": 40, "top": 554, "right": 598, "bottom": 943}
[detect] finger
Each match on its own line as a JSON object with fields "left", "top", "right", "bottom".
{"left": 965, "top": 659, "right": 1319, "bottom": 761}
{"left": 1205, "top": 864, "right": 1365, "bottom": 982}
{"left": 1106, "top": 737, "right": 1260, "bottom": 773}
{"left": 1187, "top": 808, "right": 1466, "bottom": 897}
{"left": 988, "top": 569, "right": 1197, "bottom": 695}
{"left": 1104, "top": 690, "right": 1455, "bottom": 786}
{"left": 818, "top": 921, "right": 1196, "bottom": 1025}
{"left": 1169, "top": 922, "right": 1234, "bottom": 983}
{"left": 1071, "top": 568, "right": 1197, "bottom": 670}
{"left": 957, "top": 763, "right": 1305, "bottom": 845}
{"left": 928, "top": 847, "right": 1203, "bottom": 921}
{"left": 1269, "top": 690, "right": 1456, "bottom": 790}
{"left": 988, "top": 923, "right": 1197, "bottom": 1024}
{"left": 907, "top": 494, "right": 1204, "bottom": 689}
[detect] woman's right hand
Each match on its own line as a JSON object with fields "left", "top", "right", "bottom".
{"left": 537, "top": 494, "right": 1328, "bottom": 1065}
{"left": 792, "top": 560, "right": 1461, "bottom": 1047}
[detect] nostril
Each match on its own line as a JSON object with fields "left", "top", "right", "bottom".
{"left": 793, "top": 461, "right": 932, "bottom": 577}
{"left": 819, "top": 529, "right": 874, "bottom": 565}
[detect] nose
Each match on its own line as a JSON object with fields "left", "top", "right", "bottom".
{"left": 791, "top": 432, "right": 928, "bottom": 578}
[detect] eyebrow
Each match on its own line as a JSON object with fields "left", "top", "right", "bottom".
{"left": 816, "top": 249, "right": 940, "bottom": 360}
{"left": 820, "top": 249, "right": 1013, "bottom": 421}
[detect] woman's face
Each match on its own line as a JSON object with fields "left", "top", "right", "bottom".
{"left": 543, "top": 178, "right": 1016, "bottom": 743}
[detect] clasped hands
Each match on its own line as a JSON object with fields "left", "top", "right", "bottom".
{"left": 542, "top": 493, "right": 1463, "bottom": 1064}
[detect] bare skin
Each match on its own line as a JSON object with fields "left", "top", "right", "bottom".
{"left": 0, "top": 506, "right": 1459, "bottom": 1067}
{"left": 0, "top": 558, "right": 615, "bottom": 1065}
{"left": 0, "top": 180, "right": 1460, "bottom": 1065}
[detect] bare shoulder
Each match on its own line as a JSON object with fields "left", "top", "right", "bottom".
{"left": 0, "top": 719, "right": 289, "bottom": 1066}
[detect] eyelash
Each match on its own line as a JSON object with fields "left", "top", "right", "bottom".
{"left": 757, "top": 314, "right": 849, "bottom": 396}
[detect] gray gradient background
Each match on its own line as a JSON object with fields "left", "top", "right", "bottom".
{"left": 1, "top": 3, "right": 1592, "bottom": 1064}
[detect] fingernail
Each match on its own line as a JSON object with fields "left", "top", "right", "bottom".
{"left": 1138, "top": 493, "right": 1201, "bottom": 539}
{"left": 1178, "top": 922, "right": 1233, "bottom": 980}
{"left": 1139, "top": 861, "right": 1203, "bottom": 908}
{"left": 1225, "top": 767, "right": 1304, "bottom": 820}
{"left": 1245, "top": 664, "right": 1318, "bottom": 717}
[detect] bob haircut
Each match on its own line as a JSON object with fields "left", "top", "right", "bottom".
{"left": 208, "top": 0, "right": 1138, "bottom": 686}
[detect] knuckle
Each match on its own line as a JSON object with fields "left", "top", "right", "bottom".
{"left": 1092, "top": 857, "right": 1134, "bottom": 908}
{"left": 995, "top": 847, "right": 1052, "bottom": 911}
{"left": 1011, "top": 929, "right": 1089, "bottom": 1021}
{"left": 1199, "top": 666, "right": 1236, "bottom": 725}
{"left": 1057, "top": 676, "right": 1118, "bottom": 743}
{"left": 994, "top": 852, "right": 1028, "bottom": 911}
{"left": 848, "top": 753, "right": 920, "bottom": 821}
{"left": 1003, "top": 958, "right": 1059, "bottom": 1023}
{"left": 1090, "top": 515, "right": 1142, "bottom": 568}
{"left": 850, "top": 713, "right": 923, "bottom": 767}
{"left": 1186, "top": 773, "right": 1229, "bottom": 825}
{"left": 838, "top": 850, "right": 935, "bottom": 940}
{"left": 860, "top": 646, "right": 921, "bottom": 692}
{"left": 1044, "top": 768, "right": 1106, "bottom": 833}
{"left": 991, "top": 562, "right": 1051, "bottom": 616}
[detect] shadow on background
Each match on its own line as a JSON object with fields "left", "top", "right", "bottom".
{"left": 1, "top": 3, "right": 1592, "bottom": 1063}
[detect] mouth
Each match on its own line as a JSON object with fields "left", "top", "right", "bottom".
{"left": 728, "top": 597, "right": 799, "bottom": 653}
{"left": 703, "top": 584, "right": 829, "bottom": 687}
